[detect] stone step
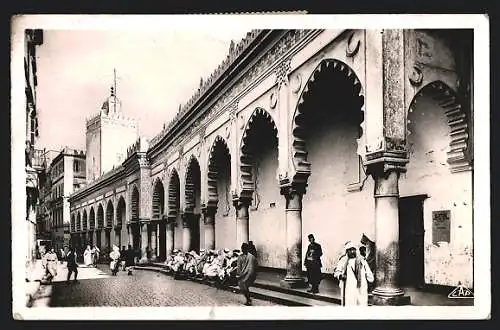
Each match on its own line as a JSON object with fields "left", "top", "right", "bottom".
{"left": 133, "top": 265, "right": 338, "bottom": 306}
{"left": 253, "top": 281, "right": 341, "bottom": 305}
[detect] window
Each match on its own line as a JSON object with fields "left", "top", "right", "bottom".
{"left": 73, "top": 159, "right": 80, "bottom": 172}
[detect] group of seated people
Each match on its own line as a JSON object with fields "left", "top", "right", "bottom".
{"left": 164, "top": 248, "right": 241, "bottom": 286}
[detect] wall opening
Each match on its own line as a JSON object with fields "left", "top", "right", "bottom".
{"left": 398, "top": 195, "right": 426, "bottom": 288}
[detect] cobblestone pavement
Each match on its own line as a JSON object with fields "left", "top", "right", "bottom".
{"left": 33, "top": 263, "right": 277, "bottom": 307}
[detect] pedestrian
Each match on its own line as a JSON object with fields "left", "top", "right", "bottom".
{"left": 248, "top": 241, "right": 257, "bottom": 258}
{"left": 60, "top": 248, "right": 65, "bottom": 264}
{"left": 333, "top": 241, "right": 374, "bottom": 306}
{"left": 83, "top": 245, "right": 92, "bottom": 267}
{"left": 304, "top": 234, "right": 323, "bottom": 293}
{"left": 236, "top": 242, "right": 258, "bottom": 306}
{"left": 125, "top": 244, "right": 135, "bottom": 275}
{"left": 120, "top": 246, "right": 127, "bottom": 271}
{"left": 42, "top": 247, "right": 58, "bottom": 283}
{"left": 66, "top": 246, "right": 79, "bottom": 284}
{"left": 109, "top": 245, "right": 121, "bottom": 276}
{"left": 91, "top": 244, "right": 100, "bottom": 267}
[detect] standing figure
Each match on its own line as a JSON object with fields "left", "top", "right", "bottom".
{"left": 333, "top": 241, "right": 374, "bottom": 306}
{"left": 42, "top": 248, "right": 59, "bottom": 283}
{"left": 125, "top": 244, "right": 135, "bottom": 275}
{"left": 120, "top": 246, "right": 127, "bottom": 271}
{"left": 304, "top": 234, "right": 323, "bottom": 293}
{"left": 236, "top": 243, "right": 258, "bottom": 306}
{"left": 109, "top": 245, "right": 121, "bottom": 276}
{"left": 66, "top": 246, "right": 79, "bottom": 283}
{"left": 60, "top": 248, "right": 65, "bottom": 264}
{"left": 83, "top": 245, "right": 92, "bottom": 267}
{"left": 93, "top": 245, "right": 101, "bottom": 266}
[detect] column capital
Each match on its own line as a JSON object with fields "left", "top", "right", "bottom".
{"left": 280, "top": 183, "right": 307, "bottom": 198}
{"left": 201, "top": 205, "right": 217, "bottom": 217}
{"left": 232, "top": 196, "right": 252, "bottom": 209}
{"left": 181, "top": 212, "right": 192, "bottom": 228}
{"left": 364, "top": 150, "right": 408, "bottom": 177}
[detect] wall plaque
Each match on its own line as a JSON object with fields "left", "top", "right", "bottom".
{"left": 432, "top": 210, "right": 451, "bottom": 243}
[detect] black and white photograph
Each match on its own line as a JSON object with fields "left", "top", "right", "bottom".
{"left": 12, "top": 14, "right": 490, "bottom": 320}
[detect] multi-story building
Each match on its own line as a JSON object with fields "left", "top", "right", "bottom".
{"left": 24, "top": 28, "right": 43, "bottom": 270}
{"left": 37, "top": 148, "right": 86, "bottom": 255}
{"left": 69, "top": 29, "right": 473, "bottom": 305}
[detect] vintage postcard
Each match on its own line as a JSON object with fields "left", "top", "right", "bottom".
{"left": 11, "top": 14, "right": 490, "bottom": 320}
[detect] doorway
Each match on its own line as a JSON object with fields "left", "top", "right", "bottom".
{"left": 398, "top": 195, "right": 426, "bottom": 288}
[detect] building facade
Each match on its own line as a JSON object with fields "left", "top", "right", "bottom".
{"left": 37, "top": 148, "right": 87, "bottom": 255}
{"left": 68, "top": 29, "right": 473, "bottom": 305}
{"left": 25, "top": 28, "right": 44, "bottom": 270}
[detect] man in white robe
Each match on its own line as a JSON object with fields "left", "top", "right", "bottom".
{"left": 334, "top": 241, "right": 374, "bottom": 306}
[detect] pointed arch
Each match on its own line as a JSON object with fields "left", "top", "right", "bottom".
{"left": 207, "top": 135, "right": 231, "bottom": 208}
{"left": 116, "top": 196, "right": 126, "bottom": 227}
{"left": 167, "top": 169, "right": 180, "bottom": 218}
{"left": 76, "top": 212, "right": 81, "bottom": 232}
{"left": 89, "top": 207, "right": 96, "bottom": 230}
{"left": 105, "top": 200, "right": 114, "bottom": 228}
{"left": 97, "top": 203, "right": 104, "bottom": 229}
{"left": 152, "top": 178, "right": 165, "bottom": 220}
{"left": 130, "top": 185, "right": 139, "bottom": 222}
{"left": 291, "top": 59, "right": 365, "bottom": 186}
{"left": 82, "top": 209, "right": 88, "bottom": 231}
{"left": 185, "top": 155, "right": 201, "bottom": 213}
{"left": 70, "top": 213, "right": 76, "bottom": 233}
{"left": 239, "top": 107, "right": 278, "bottom": 199}
{"left": 407, "top": 80, "right": 471, "bottom": 172}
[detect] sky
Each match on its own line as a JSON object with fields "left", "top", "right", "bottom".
{"left": 35, "top": 29, "right": 250, "bottom": 151}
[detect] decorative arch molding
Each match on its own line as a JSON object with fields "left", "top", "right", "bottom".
{"left": 184, "top": 155, "right": 201, "bottom": 213}
{"left": 291, "top": 58, "right": 365, "bottom": 186}
{"left": 130, "top": 185, "right": 140, "bottom": 222}
{"left": 207, "top": 135, "right": 231, "bottom": 208}
{"left": 239, "top": 107, "right": 278, "bottom": 199}
{"left": 407, "top": 80, "right": 472, "bottom": 173}
{"left": 116, "top": 196, "right": 126, "bottom": 228}
{"left": 152, "top": 177, "right": 165, "bottom": 220}
{"left": 167, "top": 168, "right": 181, "bottom": 218}
{"left": 105, "top": 200, "right": 114, "bottom": 228}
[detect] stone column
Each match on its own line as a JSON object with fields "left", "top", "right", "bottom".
{"left": 140, "top": 221, "right": 149, "bottom": 263}
{"left": 234, "top": 198, "right": 251, "bottom": 249}
{"left": 280, "top": 186, "right": 306, "bottom": 288}
{"left": 181, "top": 213, "right": 192, "bottom": 252}
{"left": 166, "top": 216, "right": 175, "bottom": 259}
{"left": 92, "top": 231, "right": 97, "bottom": 246}
{"left": 366, "top": 155, "right": 411, "bottom": 305}
{"left": 150, "top": 222, "right": 157, "bottom": 261}
{"left": 202, "top": 206, "right": 216, "bottom": 250}
{"left": 157, "top": 222, "right": 161, "bottom": 260}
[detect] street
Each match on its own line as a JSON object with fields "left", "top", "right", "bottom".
{"left": 30, "top": 263, "right": 277, "bottom": 307}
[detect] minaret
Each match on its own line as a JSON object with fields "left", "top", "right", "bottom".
{"left": 86, "top": 69, "right": 138, "bottom": 183}
{"left": 101, "top": 68, "right": 121, "bottom": 116}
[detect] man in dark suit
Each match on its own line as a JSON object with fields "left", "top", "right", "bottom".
{"left": 304, "top": 234, "right": 323, "bottom": 293}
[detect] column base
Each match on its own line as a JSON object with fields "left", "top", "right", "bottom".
{"left": 372, "top": 287, "right": 411, "bottom": 305}
{"left": 280, "top": 277, "right": 307, "bottom": 289}
{"left": 371, "top": 294, "right": 411, "bottom": 306}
